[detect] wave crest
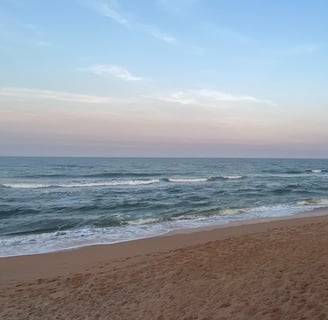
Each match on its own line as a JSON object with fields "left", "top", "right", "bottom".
{"left": 2, "top": 183, "right": 50, "bottom": 189}
{"left": 222, "top": 175, "right": 243, "bottom": 180}
{"left": 167, "top": 175, "right": 243, "bottom": 183}
{"left": 1, "top": 179, "right": 160, "bottom": 189}
{"left": 167, "top": 178, "right": 208, "bottom": 183}
{"left": 296, "top": 198, "right": 328, "bottom": 206}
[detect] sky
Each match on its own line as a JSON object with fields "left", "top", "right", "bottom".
{"left": 0, "top": 0, "right": 327, "bottom": 157}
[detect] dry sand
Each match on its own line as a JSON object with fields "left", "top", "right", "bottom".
{"left": 1, "top": 212, "right": 328, "bottom": 320}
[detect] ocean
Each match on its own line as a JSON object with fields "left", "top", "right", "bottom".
{"left": 1, "top": 157, "right": 328, "bottom": 257}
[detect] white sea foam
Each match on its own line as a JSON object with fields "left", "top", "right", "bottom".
{"left": 0, "top": 224, "right": 170, "bottom": 257}
{"left": 2, "top": 201, "right": 325, "bottom": 258}
{"left": 127, "top": 218, "right": 160, "bottom": 225}
{"left": 2, "top": 176, "right": 247, "bottom": 189}
{"left": 2, "top": 183, "right": 51, "bottom": 189}
{"left": 123, "top": 179, "right": 160, "bottom": 186}
{"left": 222, "top": 175, "right": 243, "bottom": 180}
{"left": 1, "top": 179, "right": 160, "bottom": 189}
{"left": 59, "top": 179, "right": 160, "bottom": 187}
{"left": 219, "top": 204, "right": 309, "bottom": 217}
{"left": 168, "top": 178, "right": 208, "bottom": 183}
{"left": 296, "top": 198, "right": 328, "bottom": 206}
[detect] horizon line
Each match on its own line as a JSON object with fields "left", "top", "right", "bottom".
{"left": 0, "top": 155, "right": 327, "bottom": 160}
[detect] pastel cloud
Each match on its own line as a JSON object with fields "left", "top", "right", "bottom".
{"left": 83, "top": 0, "right": 129, "bottom": 26}
{"left": 80, "top": 64, "right": 143, "bottom": 81}
{"left": 0, "top": 87, "right": 117, "bottom": 104}
{"left": 144, "top": 26, "right": 177, "bottom": 43}
{"left": 155, "top": 89, "right": 276, "bottom": 107}
{"left": 82, "top": 0, "right": 176, "bottom": 44}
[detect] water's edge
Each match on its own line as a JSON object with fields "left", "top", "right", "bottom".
{"left": 1, "top": 206, "right": 327, "bottom": 258}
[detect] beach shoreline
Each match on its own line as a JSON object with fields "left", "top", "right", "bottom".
{"left": 1, "top": 208, "right": 327, "bottom": 282}
{"left": 1, "top": 205, "right": 328, "bottom": 259}
{"left": 1, "top": 209, "right": 328, "bottom": 319}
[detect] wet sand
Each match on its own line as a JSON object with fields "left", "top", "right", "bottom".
{"left": 1, "top": 211, "right": 328, "bottom": 319}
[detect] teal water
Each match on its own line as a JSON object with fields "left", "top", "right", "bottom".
{"left": 1, "top": 157, "right": 328, "bottom": 256}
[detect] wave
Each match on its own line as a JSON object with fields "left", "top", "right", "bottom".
{"left": 1, "top": 179, "right": 160, "bottom": 189}
{"left": 303, "top": 169, "right": 327, "bottom": 174}
{"left": 263, "top": 169, "right": 327, "bottom": 175}
{"left": 2, "top": 183, "right": 50, "bottom": 189}
{"left": 207, "top": 175, "right": 243, "bottom": 181}
{"left": 166, "top": 175, "right": 243, "bottom": 183}
{"left": 84, "top": 172, "right": 162, "bottom": 178}
{"left": 167, "top": 178, "right": 208, "bottom": 183}
{"left": 222, "top": 175, "right": 243, "bottom": 180}
{"left": 1, "top": 175, "right": 245, "bottom": 189}
{"left": 2, "top": 198, "right": 328, "bottom": 257}
{"left": 296, "top": 198, "right": 328, "bottom": 206}
{"left": 127, "top": 218, "right": 161, "bottom": 225}
{"left": 17, "top": 170, "right": 327, "bottom": 180}
{"left": 60, "top": 180, "right": 160, "bottom": 187}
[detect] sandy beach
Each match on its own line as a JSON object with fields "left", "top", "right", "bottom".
{"left": 1, "top": 211, "right": 328, "bottom": 320}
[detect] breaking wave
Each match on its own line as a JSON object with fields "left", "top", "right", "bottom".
{"left": 1, "top": 179, "right": 160, "bottom": 189}
{"left": 166, "top": 178, "right": 208, "bottom": 183}
{"left": 166, "top": 175, "right": 243, "bottom": 183}
{"left": 222, "top": 175, "right": 243, "bottom": 180}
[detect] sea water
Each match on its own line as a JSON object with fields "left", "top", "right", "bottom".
{"left": 1, "top": 157, "right": 328, "bottom": 256}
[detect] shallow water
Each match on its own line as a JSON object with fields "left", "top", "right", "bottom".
{"left": 1, "top": 157, "right": 328, "bottom": 256}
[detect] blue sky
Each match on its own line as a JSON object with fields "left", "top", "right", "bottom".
{"left": 0, "top": 0, "right": 327, "bottom": 157}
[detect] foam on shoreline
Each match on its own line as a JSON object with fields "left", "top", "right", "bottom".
{"left": 1, "top": 205, "right": 327, "bottom": 258}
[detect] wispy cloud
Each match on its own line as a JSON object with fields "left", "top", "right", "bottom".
{"left": 0, "top": 19, "right": 51, "bottom": 48}
{"left": 155, "top": 89, "right": 276, "bottom": 106}
{"left": 0, "top": 86, "right": 276, "bottom": 108}
{"left": 79, "top": 64, "right": 143, "bottom": 81}
{"left": 82, "top": 0, "right": 176, "bottom": 44}
{"left": 144, "top": 26, "right": 176, "bottom": 43}
{"left": 83, "top": 0, "right": 129, "bottom": 26}
{"left": 0, "top": 87, "right": 118, "bottom": 104}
